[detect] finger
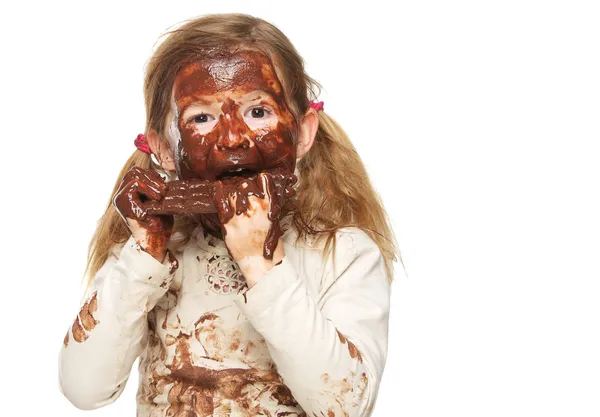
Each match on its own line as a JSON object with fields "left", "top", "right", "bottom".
{"left": 115, "top": 181, "right": 147, "bottom": 220}
{"left": 143, "top": 167, "right": 168, "bottom": 186}
{"left": 185, "top": 178, "right": 213, "bottom": 195}
{"left": 122, "top": 166, "right": 143, "bottom": 183}
{"left": 124, "top": 167, "right": 167, "bottom": 196}
{"left": 213, "top": 181, "right": 232, "bottom": 224}
{"left": 228, "top": 192, "right": 237, "bottom": 214}
{"left": 144, "top": 199, "right": 163, "bottom": 215}
{"left": 169, "top": 186, "right": 214, "bottom": 213}
{"left": 123, "top": 167, "right": 151, "bottom": 186}
{"left": 184, "top": 195, "right": 215, "bottom": 213}
{"left": 284, "top": 177, "right": 297, "bottom": 198}
{"left": 139, "top": 169, "right": 168, "bottom": 196}
{"left": 286, "top": 172, "right": 298, "bottom": 190}
{"left": 186, "top": 180, "right": 222, "bottom": 213}
{"left": 130, "top": 177, "right": 163, "bottom": 202}
{"left": 123, "top": 177, "right": 168, "bottom": 218}
{"left": 259, "top": 173, "right": 272, "bottom": 205}
{"left": 166, "top": 179, "right": 213, "bottom": 201}
{"left": 148, "top": 180, "right": 216, "bottom": 215}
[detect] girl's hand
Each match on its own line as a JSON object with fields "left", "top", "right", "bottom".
{"left": 112, "top": 166, "right": 174, "bottom": 261}
{"left": 214, "top": 173, "right": 292, "bottom": 287}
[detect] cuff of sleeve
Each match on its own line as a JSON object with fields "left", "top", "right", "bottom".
{"left": 232, "top": 255, "right": 304, "bottom": 320}
{"left": 119, "top": 235, "right": 178, "bottom": 287}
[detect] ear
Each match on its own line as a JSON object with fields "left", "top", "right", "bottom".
{"left": 147, "top": 129, "right": 176, "bottom": 172}
{"left": 296, "top": 107, "right": 319, "bottom": 159}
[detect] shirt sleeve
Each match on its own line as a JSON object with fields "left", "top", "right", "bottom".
{"left": 58, "top": 235, "right": 179, "bottom": 410}
{"left": 232, "top": 228, "right": 391, "bottom": 417}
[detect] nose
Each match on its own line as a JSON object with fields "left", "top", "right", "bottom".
{"left": 215, "top": 104, "right": 252, "bottom": 151}
{"left": 216, "top": 129, "right": 251, "bottom": 151}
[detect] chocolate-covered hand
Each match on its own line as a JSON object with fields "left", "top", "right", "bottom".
{"left": 112, "top": 166, "right": 173, "bottom": 261}
{"left": 144, "top": 173, "right": 295, "bottom": 217}
{"left": 145, "top": 178, "right": 216, "bottom": 216}
{"left": 214, "top": 172, "right": 296, "bottom": 287}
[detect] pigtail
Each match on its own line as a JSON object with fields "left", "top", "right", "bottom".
{"left": 291, "top": 111, "right": 401, "bottom": 284}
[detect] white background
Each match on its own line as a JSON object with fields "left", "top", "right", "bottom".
{"left": 1, "top": 0, "right": 599, "bottom": 416}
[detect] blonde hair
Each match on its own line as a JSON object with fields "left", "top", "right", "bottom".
{"left": 83, "top": 13, "right": 401, "bottom": 292}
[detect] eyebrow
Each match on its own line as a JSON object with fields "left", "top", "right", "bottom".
{"left": 180, "top": 99, "right": 217, "bottom": 122}
{"left": 178, "top": 97, "right": 213, "bottom": 109}
{"left": 181, "top": 91, "right": 276, "bottom": 120}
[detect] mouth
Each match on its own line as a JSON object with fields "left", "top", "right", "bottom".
{"left": 215, "top": 166, "right": 260, "bottom": 180}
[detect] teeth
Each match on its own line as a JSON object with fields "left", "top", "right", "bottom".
{"left": 218, "top": 167, "right": 253, "bottom": 178}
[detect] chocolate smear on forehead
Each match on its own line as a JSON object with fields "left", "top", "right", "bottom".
{"left": 173, "top": 49, "right": 286, "bottom": 110}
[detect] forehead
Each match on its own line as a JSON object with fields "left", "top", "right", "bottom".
{"left": 173, "top": 50, "right": 284, "bottom": 108}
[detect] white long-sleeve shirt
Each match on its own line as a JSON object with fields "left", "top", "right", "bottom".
{"left": 58, "top": 221, "right": 391, "bottom": 417}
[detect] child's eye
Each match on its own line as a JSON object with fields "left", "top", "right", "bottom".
{"left": 247, "top": 107, "right": 272, "bottom": 119}
{"left": 190, "top": 113, "right": 215, "bottom": 124}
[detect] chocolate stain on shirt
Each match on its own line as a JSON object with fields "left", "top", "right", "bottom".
{"left": 71, "top": 291, "right": 99, "bottom": 343}
{"left": 155, "top": 289, "right": 179, "bottom": 330}
{"left": 132, "top": 220, "right": 310, "bottom": 416}
{"left": 138, "top": 305, "right": 306, "bottom": 416}
{"left": 166, "top": 251, "right": 180, "bottom": 274}
{"left": 317, "top": 330, "right": 370, "bottom": 415}
{"left": 335, "top": 329, "right": 363, "bottom": 364}
{"left": 320, "top": 370, "right": 369, "bottom": 416}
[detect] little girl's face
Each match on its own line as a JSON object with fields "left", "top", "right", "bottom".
{"left": 167, "top": 49, "right": 298, "bottom": 181}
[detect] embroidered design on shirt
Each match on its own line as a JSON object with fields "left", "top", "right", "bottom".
{"left": 192, "top": 225, "right": 249, "bottom": 295}
{"left": 204, "top": 253, "right": 248, "bottom": 295}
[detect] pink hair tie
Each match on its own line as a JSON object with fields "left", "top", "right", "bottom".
{"left": 134, "top": 133, "right": 152, "bottom": 154}
{"left": 309, "top": 100, "right": 324, "bottom": 112}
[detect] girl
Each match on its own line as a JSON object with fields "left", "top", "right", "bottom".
{"left": 58, "top": 13, "right": 399, "bottom": 417}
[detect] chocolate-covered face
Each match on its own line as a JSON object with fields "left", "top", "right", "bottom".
{"left": 168, "top": 49, "right": 298, "bottom": 181}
